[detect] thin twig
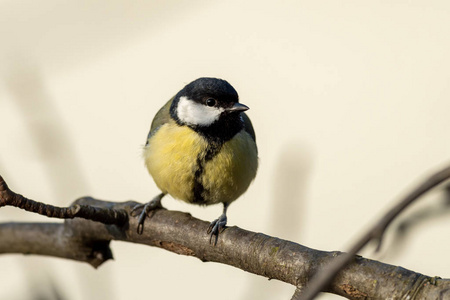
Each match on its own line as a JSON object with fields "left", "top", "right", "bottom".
{"left": 298, "top": 164, "right": 450, "bottom": 300}
{"left": 0, "top": 175, "right": 128, "bottom": 226}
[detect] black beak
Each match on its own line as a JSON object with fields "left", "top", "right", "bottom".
{"left": 226, "top": 102, "right": 249, "bottom": 112}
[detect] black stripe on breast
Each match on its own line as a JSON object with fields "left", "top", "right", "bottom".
{"left": 192, "top": 141, "right": 222, "bottom": 204}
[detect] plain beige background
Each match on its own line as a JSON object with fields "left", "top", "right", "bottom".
{"left": 1, "top": 1, "right": 450, "bottom": 299}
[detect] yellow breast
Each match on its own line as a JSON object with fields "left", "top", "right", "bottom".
{"left": 143, "top": 121, "right": 258, "bottom": 205}
{"left": 201, "top": 130, "right": 258, "bottom": 204}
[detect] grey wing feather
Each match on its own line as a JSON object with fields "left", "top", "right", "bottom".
{"left": 146, "top": 97, "right": 174, "bottom": 144}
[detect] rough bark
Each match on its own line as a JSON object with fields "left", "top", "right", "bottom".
{"left": 1, "top": 197, "right": 449, "bottom": 299}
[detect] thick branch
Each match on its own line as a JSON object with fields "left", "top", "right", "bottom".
{"left": 0, "top": 222, "right": 113, "bottom": 268}
{"left": 2, "top": 168, "right": 450, "bottom": 299}
{"left": 1, "top": 198, "right": 449, "bottom": 299}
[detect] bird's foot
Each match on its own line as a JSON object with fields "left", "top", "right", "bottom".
{"left": 207, "top": 213, "right": 227, "bottom": 246}
{"left": 131, "top": 193, "right": 165, "bottom": 234}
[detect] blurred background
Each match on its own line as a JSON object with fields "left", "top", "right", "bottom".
{"left": 1, "top": 1, "right": 450, "bottom": 299}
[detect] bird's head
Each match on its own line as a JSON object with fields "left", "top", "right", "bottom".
{"left": 171, "top": 77, "right": 248, "bottom": 128}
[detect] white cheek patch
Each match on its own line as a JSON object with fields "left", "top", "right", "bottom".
{"left": 177, "top": 96, "right": 224, "bottom": 126}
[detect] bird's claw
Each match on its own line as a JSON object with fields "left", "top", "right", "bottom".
{"left": 207, "top": 214, "right": 227, "bottom": 246}
{"left": 131, "top": 195, "right": 164, "bottom": 235}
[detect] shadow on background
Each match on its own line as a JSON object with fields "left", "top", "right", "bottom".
{"left": 4, "top": 60, "right": 90, "bottom": 200}
{"left": 240, "top": 143, "right": 313, "bottom": 300}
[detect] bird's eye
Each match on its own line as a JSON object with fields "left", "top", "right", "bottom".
{"left": 206, "top": 98, "right": 216, "bottom": 107}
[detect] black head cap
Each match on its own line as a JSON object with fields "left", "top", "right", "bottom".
{"left": 178, "top": 77, "right": 239, "bottom": 104}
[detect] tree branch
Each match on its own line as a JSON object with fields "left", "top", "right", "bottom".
{"left": 2, "top": 171, "right": 450, "bottom": 299}
{"left": 0, "top": 196, "right": 449, "bottom": 299}
{"left": 0, "top": 175, "right": 127, "bottom": 226}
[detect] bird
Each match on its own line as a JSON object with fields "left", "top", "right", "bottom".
{"left": 133, "top": 77, "right": 258, "bottom": 245}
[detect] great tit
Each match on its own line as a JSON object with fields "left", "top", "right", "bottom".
{"left": 133, "top": 77, "right": 258, "bottom": 244}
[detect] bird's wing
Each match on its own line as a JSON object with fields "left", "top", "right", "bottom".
{"left": 241, "top": 112, "right": 256, "bottom": 143}
{"left": 146, "top": 96, "right": 174, "bottom": 144}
